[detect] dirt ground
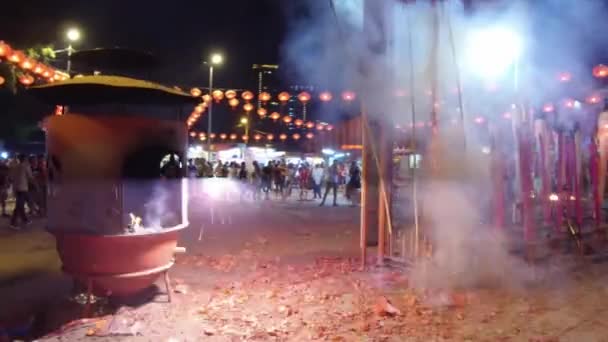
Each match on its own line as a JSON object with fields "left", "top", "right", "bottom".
{"left": 2, "top": 194, "right": 608, "bottom": 341}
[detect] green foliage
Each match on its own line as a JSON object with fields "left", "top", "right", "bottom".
{"left": 25, "top": 44, "right": 56, "bottom": 64}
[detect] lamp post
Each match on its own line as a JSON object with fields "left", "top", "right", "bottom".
{"left": 65, "top": 28, "right": 80, "bottom": 74}
{"left": 204, "top": 53, "right": 223, "bottom": 159}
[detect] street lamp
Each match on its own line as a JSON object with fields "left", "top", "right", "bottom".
{"left": 463, "top": 27, "right": 522, "bottom": 81}
{"left": 65, "top": 27, "right": 81, "bottom": 74}
{"left": 204, "top": 52, "right": 223, "bottom": 157}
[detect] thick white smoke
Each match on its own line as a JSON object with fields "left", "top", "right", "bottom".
{"left": 280, "top": 0, "right": 608, "bottom": 290}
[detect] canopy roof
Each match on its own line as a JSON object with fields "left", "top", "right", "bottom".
{"left": 28, "top": 75, "right": 197, "bottom": 106}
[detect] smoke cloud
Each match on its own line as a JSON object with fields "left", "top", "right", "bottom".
{"left": 280, "top": 0, "right": 608, "bottom": 291}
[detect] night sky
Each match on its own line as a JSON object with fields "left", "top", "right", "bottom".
{"left": 1, "top": 0, "right": 287, "bottom": 88}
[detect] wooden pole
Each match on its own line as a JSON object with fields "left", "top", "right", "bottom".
{"left": 360, "top": 113, "right": 369, "bottom": 269}
{"left": 377, "top": 122, "right": 386, "bottom": 265}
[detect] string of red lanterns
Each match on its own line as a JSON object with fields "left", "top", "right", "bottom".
{"left": 0, "top": 41, "right": 69, "bottom": 86}
{"left": 190, "top": 132, "right": 316, "bottom": 142}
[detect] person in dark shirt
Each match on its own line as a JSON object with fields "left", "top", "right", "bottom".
{"left": 161, "top": 154, "right": 180, "bottom": 178}
{"left": 262, "top": 161, "right": 272, "bottom": 200}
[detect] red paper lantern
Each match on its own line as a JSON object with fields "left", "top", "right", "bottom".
{"left": 199, "top": 133, "right": 206, "bottom": 139}
{"left": 394, "top": 89, "right": 407, "bottom": 97}
{"left": 212, "top": 90, "right": 224, "bottom": 102}
{"left": 189, "top": 132, "right": 196, "bottom": 137}
{"left": 242, "top": 135, "right": 249, "bottom": 141}
{"left": 474, "top": 116, "right": 485, "bottom": 124}
{"left": 305, "top": 121, "right": 315, "bottom": 129}
{"left": 270, "top": 112, "right": 281, "bottom": 121}
{"left": 587, "top": 94, "right": 601, "bottom": 104}
{"left": 564, "top": 98, "right": 575, "bottom": 108}
{"left": 542, "top": 103, "right": 554, "bottom": 113}
{"left": 259, "top": 92, "right": 271, "bottom": 103}
{"left": 297, "top": 92, "right": 311, "bottom": 103}
{"left": 257, "top": 108, "right": 267, "bottom": 117}
{"left": 220, "top": 133, "right": 227, "bottom": 140}
{"left": 278, "top": 91, "right": 290, "bottom": 103}
{"left": 326, "top": 124, "right": 334, "bottom": 131}
{"left": 242, "top": 91, "right": 254, "bottom": 101}
{"left": 8, "top": 50, "right": 24, "bottom": 64}
{"left": 316, "top": 124, "right": 324, "bottom": 131}
{"left": 19, "top": 74, "right": 34, "bottom": 86}
{"left": 190, "top": 88, "right": 202, "bottom": 97}
{"left": 254, "top": 134, "right": 262, "bottom": 141}
{"left": 292, "top": 133, "right": 301, "bottom": 140}
{"left": 319, "top": 91, "right": 332, "bottom": 102}
{"left": 306, "top": 132, "right": 314, "bottom": 139}
{"left": 20, "top": 59, "right": 34, "bottom": 70}
{"left": 283, "top": 116, "right": 293, "bottom": 124}
{"left": 229, "top": 98, "right": 240, "bottom": 108}
{"left": 279, "top": 134, "right": 287, "bottom": 141}
{"left": 0, "top": 76, "right": 4, "bottom": 86}
{"left": 0, "top": 41, "right": 12, "bottom": 58}
{"left": 230, "top": 133, "right": 238, "bottom": 140}
{"left": 267, "top": 134, "right": 274, "bottom": 141}
{"left": 593, "top": 64, "right": 608, "bottom": 78}
{"left": 294, "top": 119, "right": 304, "bottom": 127}
{"left": 209, "top": 133, "right": 216, "bottom": 139}
{"left": 194, "top": 104, "right": 205, "bottom": 113}
{"left": 502, "top": 112, "right": 512, "bottom": 119}
{"left": 54, "top": 105, "right": 64, "bottom": 116}
{"left": 341, "top": 91, "right": 356, "bottom": 101}
{"left": 243, "top": 103, "right": 254, "bottom": 112}
{"left": 199, "top": 135, "right": 207, "bottom": 141}
{"left": 558, "top": 72, "right": 571, "bottom": 83}
{"left": 202, "top": 94, "right": 211, "bottom": 103}
{"left": 225, "top": 90, "right": 237, "bottom": 99}
{"left": 33, "top": 63, "right": 45, "bottom": 75}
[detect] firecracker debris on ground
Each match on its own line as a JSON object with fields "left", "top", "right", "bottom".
{"left": 4, "top": 201, "right": 608, "bottom": 341}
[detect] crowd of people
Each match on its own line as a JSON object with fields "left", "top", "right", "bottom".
{"left": 187, "top": 158, "right": 362, "bottom": 206}
{"left": 0, "top": 154, "right": 48, "bottom": 230}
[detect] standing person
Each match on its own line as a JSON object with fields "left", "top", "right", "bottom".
{"left": 238, "top": 162, "right": 248, "bottom": 201}
{"left": 262, "top": 161, "right": 273, "bottom": 200}
{"left": 298, "top": 163, "right": 310, "bottom": 200}
{"left": 251, "top": 161, "right": 262, "bottom": 201}
{"left": 320, "top": 160, "right": 339, "bottom": 207}
{"left": 0, "top": 160, "right": 9, "bottom": 217}
{"left": 346, "top": 161, "right": 361, "bottom": 205}
{"left": 10, "top": 154, "right": 33, "bottom": 229}
{"left": 312, "top": 163, "right": 324, "bottom": 199}
{"left": 161, "top": 154, "right": 180, "bottom": 179}
{"left": 214, "top": 160, "right": 224, "bottom": 177}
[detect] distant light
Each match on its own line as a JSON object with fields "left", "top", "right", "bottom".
{"left": 195, "top": 145, "right": 203, "bottom": 152}
{"left": 210, "top": 53, "right": 223, "bottom": 65}
{"left": 549, "top": 193, "right": 559, "bottom": 202}
{"left": 481, "top": 146, "right": 491, "bottom": 154}
{"left": 474, "top": 116, "right": 485, "bottom": 124}
{"left": 558, "top": 72, "right": 571, "bottom": 83}
{"left": 542, "top": 103, "right": 554, "bottom": 113}
{"left": 66, "top": 28, "right": 81, "bottom": 42}
{"left": 240, "top": 117, "right": 248, "bottom": 124}
{"left": 334, "top": 153, "right": 345, "bottom": 158}
{"left": 503, "top": 112, "right": 512, "bottom": 119}
{"left": 322, "top": 148, "right": 335, "bottom": 155}
{"left": 0, "top": 152, "right": 7, "bottom": 159}
{"left": 574, "top": 100, "right": 582, "bottom": 109}
{"left": 464, "top": 27, "right": 522, "bottom": 80}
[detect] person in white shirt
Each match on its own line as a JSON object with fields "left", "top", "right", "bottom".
{"left": 312, "top": 164, "right": 324, "bottom": 199}
{"left": 10, "top": 154, "right": 33, "bottom": 229}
